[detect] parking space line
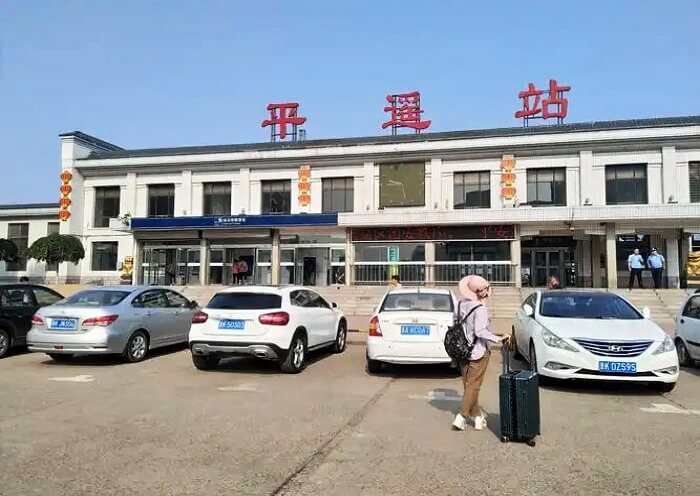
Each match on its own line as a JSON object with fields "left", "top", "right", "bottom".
{"left": 640, "top": 403, "right": 700, "bottom": 415}
{"left": 217, "top": 383, "right": 258, "bottom": 392}
{"left": 408, "top": 391, "right": 462, "bottom": 402}
{"left": 48, "top": 375, "right": 94, "bottom": 383}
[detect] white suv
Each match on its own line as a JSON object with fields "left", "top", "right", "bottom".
{"left": 189, "top": 286, "right": 347, "bottom": 373}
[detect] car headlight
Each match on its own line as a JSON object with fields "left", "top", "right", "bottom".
{"left": 652, "top": 335, "right": 675, "bottom": 355}
{"left": 541, "top": 328, "right": 578, "bottom": 352}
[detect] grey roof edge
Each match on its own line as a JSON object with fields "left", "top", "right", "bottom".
{"left": 0, "top": 202, "right": 58, "bottom": 210}
{"left": 59, "top": 131, "right": 123, "bottom": 151}
{"left": 80, "top": 115, "right": 700, "bottom": 161}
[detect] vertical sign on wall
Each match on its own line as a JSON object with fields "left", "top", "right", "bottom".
{"left": 59, "top": 170, "right": 73, "bottom": 221}
{"left": 298, "top": 165, "right": 311, "bottom": 207}
{"left": 500, "top": 155, "right": 516, "bottom": 205}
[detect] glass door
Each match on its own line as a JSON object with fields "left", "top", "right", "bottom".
{"left": 280, "top": 248, "right": 295, "bottom": 285}
{"left": 533, "top": 250, "right": 562, "bottom": 287}
{"left": 330, "top": 248, "right": 345, "bottom": 285}
{"left": 256, "top": 249, "right": 272, "bottom": 285}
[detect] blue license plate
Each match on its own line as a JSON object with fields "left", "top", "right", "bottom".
{"left": 400, "top": 325, "right": 430, "bottom": 336}
{"left": 598, "top": 361, "right": 637, "bottom": 373}
{"left": 49, "top": 318, "right": 77, "bottom": 330}
{"left": 218, "top": 319, "right": 246, "bottom": 330}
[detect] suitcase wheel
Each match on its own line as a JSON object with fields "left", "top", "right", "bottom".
{"left": 500, "top": 436, "right": 509, "bottom": 443}
{"left": 526, "top": 439, "right": 536, "bottom": 447}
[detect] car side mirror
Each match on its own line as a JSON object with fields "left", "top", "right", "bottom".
{"left": 642, "top": 306, "right": 651, "bottom": 319}
{"left": 523, "top": 304, "right": 534, "bottom": 317}
{"left": 331, "top": 302, "right": 338, "bottom": 308}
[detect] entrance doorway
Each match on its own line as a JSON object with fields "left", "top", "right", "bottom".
{"left": 521, "top": 236, "right": 577, "bottom": 287}
{"left": 533, "top": 250, "right": 562, "bottom": 287}
{"left": 141, "top": 246, "right": 200, "bottom": 285}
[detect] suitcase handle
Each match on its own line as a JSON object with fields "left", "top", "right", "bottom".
{"left": 502, "top": 341, "right": 510, "bottom": 374}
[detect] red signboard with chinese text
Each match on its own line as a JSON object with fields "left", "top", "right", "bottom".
{"left": 515, "top": 79, "right": 571, "bottom": 126}
{"left": 351, "top": 225, "right": 515, "bottom": 242}
{"left": 261, "top": 102, "right": 306, "bottom": 141}
{"left": 500, "top": 155, "right": 516, "bottom": 201}
{"left": 382, "top": 91, "right": 431, "bottom": 134}
{"left": 297, "top": 165, "right": 311, "bottom": 207}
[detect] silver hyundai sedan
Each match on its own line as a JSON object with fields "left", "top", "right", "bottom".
{"left": 27, "top": 286, "right": 198, "bottom": 363}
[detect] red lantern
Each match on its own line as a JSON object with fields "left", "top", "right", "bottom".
{"left": 58, "top": 209, "right": 71, "bottom": 221}
{"left": 60, "top": 170, "right": 73, "bottom": 183}
{"left": 59, "top": 197, "right": 72, "bottom": 208}
{"left": 60, "top": 184, "right": 72, "bottom": 196}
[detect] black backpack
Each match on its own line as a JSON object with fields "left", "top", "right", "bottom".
{"left": 444, "top": 302, "right": 482, "bottom": 362}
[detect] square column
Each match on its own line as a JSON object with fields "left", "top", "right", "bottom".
{"left": 132, "top": 239, "right": 141, "bottom": 285}
{"left": 591, "top": 236, "right": 602, "bottom": 288}
{"left": 665, "top": 235, "right": 680, "bottom": 289}
{"left": 345, "top": 229, "right": 353, "bottom": 286}
{"left": 605, "top": 224, "right": 618, "bottom": 289}
{"left": 199, "top": 239, "right": 209, "bottom": 286}
{"left": 425, "top": 242, "right": 435, "bottom": 286}
{"left": 271, "top": 229, "right": 280, "bottom": 285}
{"left": 511, "top": 228, "right": 522, "bottom": 288}
{"left": 580, "top": 239, "right": 592, "bottom": 288}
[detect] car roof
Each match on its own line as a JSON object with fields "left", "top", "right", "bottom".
{"left": 386, "top": 288, "right": 453, "bottom": 295}
{"left": 215, "top": 285, "right": 298, "bottom": 295}
{"left": 538, "top": 290, "right": 618, "bottom": 297}
{"left": 71, "top": 285, "right": 173, "bottom": 293}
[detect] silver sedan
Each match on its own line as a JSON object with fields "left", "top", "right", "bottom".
{"left": 27, "top": 286, "right": 198, "bottom": 363}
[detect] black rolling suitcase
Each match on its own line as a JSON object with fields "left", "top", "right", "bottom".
{"left": 499, "top": 342, "right": 540, "bottom": 446}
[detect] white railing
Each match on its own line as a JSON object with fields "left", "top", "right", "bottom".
{"left": 354, "top": 262, "right": 425, "bottom": 285}
{"left": 433, "top": 262, "right": 515, "bottom": 285}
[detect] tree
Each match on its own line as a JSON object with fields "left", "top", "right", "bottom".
{"left": 0, "top": 238, "right": 19, "bottom": 263}
{"left": 26, "top": 234, "right": 85, "bottom": 266}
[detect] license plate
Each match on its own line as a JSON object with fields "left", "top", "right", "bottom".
{"left": 598, "top": 361, "right": 637, "bottom": 373}
{"left": 400, "top": 325, "right": 430, "bottom": 336}
{"left": 48, "top": 318, "right": 77, "bottom": 330}
{"left": 218, "top": 319, "right": 245, "bottom": 330}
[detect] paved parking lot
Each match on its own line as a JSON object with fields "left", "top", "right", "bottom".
{"left": 1, "top": 344, "right": 698, "bottom": 496}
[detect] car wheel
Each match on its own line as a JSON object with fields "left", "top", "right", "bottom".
{"left": 0, "top": 329, "right": 10, "bottom": 359}
{"left": 122, "top": 331, "right": 149, "bottom": 363}
{"left": 511, "top": 328, "right": 524, "bottom": 360}
{"left": 48, "top": 353, "right": 74, "bottom": 363}
{"left": 192, "top": 355, "right": 220, "bottom": 371}
{"left": 676, "top": 339, "right": 694, "bottom": 367}
{"left": 654, "top": 381, "right": 676, "bottom": 393}
{"left": 333, "top": 321, "right": 347, "bottom": 354}
{"left": 366, "top": 354, "right": 382, "bottom": 374}
{"left": 280, "top": 333, "right": 306, "bottom": 374}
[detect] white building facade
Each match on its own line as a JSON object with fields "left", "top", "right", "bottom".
{"left": 2, "top": 116, "right": 700, "bottom": 288}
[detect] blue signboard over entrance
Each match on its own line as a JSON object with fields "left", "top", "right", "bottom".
{"left": 131, "top": 213, "right": 338, "bottom": 230}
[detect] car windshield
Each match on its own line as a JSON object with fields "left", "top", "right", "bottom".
{"left": 539, "top": 293, "right": 642, "bottom": 320}
{"left": 57, "top": 290, "right": 130, "bottom": 307}
{"left": 380, "top": 292, "right": 453, "bottom": 312}
{"left": 207, "top": 292, "right": 282, "bottom": 310}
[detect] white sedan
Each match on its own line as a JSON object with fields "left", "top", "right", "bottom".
{"left": 366, "top": 288, "right": 457, "bottom": 374}
{"left": 675, "top": 292, "right": 700, "bottom": 367}
{"left": 189, "top": 286, "right": 347, "bottom": 373}
{"left": 512, "top": 290, "right": 679, "bottom": 391}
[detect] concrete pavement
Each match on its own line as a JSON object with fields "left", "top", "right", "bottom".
{"left": 1, "top": 344, "right": 698, "bottom": 495}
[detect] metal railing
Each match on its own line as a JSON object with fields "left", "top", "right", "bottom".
{"left": 433, "top": 262, "right": 515, "bottom": 285}
{"left": 354, "top": 262, "right": 425, "bottom": 285}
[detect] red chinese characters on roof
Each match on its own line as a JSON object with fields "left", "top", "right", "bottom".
{"left": 261, "top": 102, "right": 307, "bottom": 140}
{"left": 382, "top": 91, "right": 431, "bottom": 133}
{"left": 514, "top": 79, "right": 571, "bottom": 124}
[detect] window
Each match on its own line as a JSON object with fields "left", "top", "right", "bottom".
{"left": 94, "top": 186, "right": 121, "bottom": 227}
{"left": 46, "top": 223, "right": 60, "bottom": 272}
{"left": 605, "top": 164, "right": 648, "bottom": 205}
{"left": 207, "top": 292, "right": 282, "bottom": 310}
{"left": 322, "top": 177, "right": 354, "bottom": 213}
{"left": 380, "top": 292, "right": 454, "bottom": 312}
{"left": 539, "top": 293, "right": 642, "bottom": 320}
{"left": 454, "top": 171, "right": 490, "bottom": 209}
{"left": 32, "top": 287, "right": 63, "bottom": 306}
{"left": 164, "top": 290, "right": 191, "bottom": 308}
{"left": 261, "top": 180, "right": 291, "bottom": 214}
{"left": 91, "top": 242, "right": 118, "bottom": 271}
{"left": 133, "top": 290, "right": 168, "bottom": 308}
{"left": 7, "top": 223, "right": 29, "bottom": 271}
{"left": 148, "top": 184, "right": 175, "bottom": 217}
{"left": 203, "top": 182, "right": 231, "bottom": 216}
{"left": 526, "top": 168, "right": 566, "bottom": 206}
{"left": 379, "top": 162, "right": 425, "bottom": 208}
{"left": 58, "top": 289, "right": 130, "bottom": 306}
{"left": 682, "top": 296, "right": 700, "bottom": 319}
{"left": 690, "top": 162, "right": 700, "bottom": 203}
{"left": 435, "top": 241, "right": 510, "bottom": 262}
{"left": 523, "top": 293, "right": 537, "bottom": 310}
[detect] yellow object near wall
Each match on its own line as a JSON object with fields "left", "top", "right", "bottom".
{"left": 687, "top": 251, "right": 700, "bottom": 277}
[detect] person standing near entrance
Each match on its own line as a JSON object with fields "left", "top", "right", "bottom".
{"left": 231, "top": 258, "right": 240, "bottom": 285}
{"left": 647, "top": 248, "right": 665, "bottom": 289}
{"left": 237, "top": 258, "right": 249, "bottom": 284}
{"left": 627, "top": 248, "right": 645, "bottom": 290}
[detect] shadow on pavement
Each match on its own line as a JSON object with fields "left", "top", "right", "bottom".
{"left": 369, "top": 363, "right": 461, "bottom": 379}
{"left": 208, "top": 347, "right": 337, "bottom": 375}
{"left": 540, "top": 378, "right": 663, "bottom": 396}
{"left": 680, "top": 364, "right": 700, "bottom": 377}
{"left": 37, "top": 342, "right": 189, "bottom": 367}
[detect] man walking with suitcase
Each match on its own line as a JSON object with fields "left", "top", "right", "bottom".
{"left": 452, "top": 275, "right": 509, "bottom": 432}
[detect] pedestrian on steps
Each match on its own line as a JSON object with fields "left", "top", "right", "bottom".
{"left": 452, "top": 275, "right": 509, "bottom": 432}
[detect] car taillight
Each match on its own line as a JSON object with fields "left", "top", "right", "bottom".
{"left": 82, "top": 315, "right": 119, "bottom": 327}
{"left": 32, "top": 315, "right": 44, "bottom": 325}
{"left": 259, "top": 312, "right": 290, "bottom": 326}
{"left": 368, "top": 316, "right": 382, "bottom": 337}
{"left": 192, "top": 311, "right": 209, "bottom": 324}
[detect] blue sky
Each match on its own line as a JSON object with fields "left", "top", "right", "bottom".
{"left": 1, "top": 0, "right": 699, "bottom": 203}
